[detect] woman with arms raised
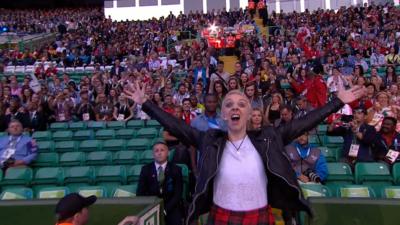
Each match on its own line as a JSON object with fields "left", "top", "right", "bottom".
{"left": 125, "top": 82, "right": 365, "bottom": 225}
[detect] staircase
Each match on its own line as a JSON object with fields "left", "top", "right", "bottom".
{"left": 219, "top": 55, "right": 238, "bottom": 74}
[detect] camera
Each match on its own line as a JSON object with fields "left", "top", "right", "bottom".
{"left": 3, "top": 158, "right": 15, "bottom": 168}
{"left": 304, "top": 168, "right": 321, "bottom": 183}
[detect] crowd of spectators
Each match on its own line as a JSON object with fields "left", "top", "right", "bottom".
{"left": 0, "top": 3, "right": 400, "bottom": 172}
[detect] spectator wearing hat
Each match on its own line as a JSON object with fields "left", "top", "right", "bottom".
{"left": 55, "top": 193, "right": 139, "bottom": 225}
{"left": 327, "top": 107, "right": 376, "bottom": 164}
{"left": 55, "top": 193, "right": 97, "bottom": 225}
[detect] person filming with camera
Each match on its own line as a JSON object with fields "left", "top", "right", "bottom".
{"left": 327, "top": 107, "right": 376, "bottom": 164}
{"left": 285, "top": 132, "right": 327, "bottom": 184}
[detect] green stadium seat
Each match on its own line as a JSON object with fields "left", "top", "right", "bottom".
{"left": 68, "top": 121, "right": 87, "bottom": 131}
{"left": 113, "top": 151, "right": 139, "bottom": 164}
{"left": 33, "top": 152, "right": 59, "bottom": 167}
{"left": 55, "top": 141, "right": 78, "bottom": 152}
{"left": 95, "top": 129, "right": 115, "bottom": 140}
{"left": 392, "top": 163, "right": 400, "bottom": 184}
{"left": 86, "top": 151, "right": 113, "bottom": 165}
{"left": 381, "top": 186, "right": 400, "bottom": 199}
{"left": 136, "top": 128, "right": 158, "bottom": 139}
{"left": 320, "top": 147, "right": 340, "bottom": 162}
{"left": 146, "top": 120, "right": 161, "bottom": 129}
{"left": 326, "top": 162, "right": 354, "bottom": 184}
{"left": 127, "top": 120, "right": 144, "bottom": 129}
{"left": 59, "top": 152, "right": 85, "bottom": 166}
{"left": 79, "top": 140, "right": 102, "bottom": 152}
{"left": 324, "top": 136, "right": 344, "bottom": 149}
{"left": 0, "top": 187, "right": 33, "bottom": 200}
{"left": 37, "top": 141, "right": 54, "bottom": 152}
{"left": 139, "top": 150, "right": 154, "bottom": 164}
{"left": 115, "top": 129, "right": 136, "bottom": 139}
{"left": 33, "top": 167, "right": 64, "bottom": 185}
{"left": 355, "top": 163, "right": 393, "bottom": 195}
{"left": 64, "top": 166, "right": 95, "bottom": 185}
{"left": 95, "top": 165, "right": 126, "bottom": 184}
{"left": 337, "top": 185, "right": 375, "bottom": 198}
{"left": 317, "top": 124, "right": 328, "bottom": 135}
{"left": 87, "top": 121, "right": 106, "bottom": 130}
{"left": 176, "top": 164, "right": 189, "bottom": 184}
{"left": 112, "top": 184, "right": 138, "bottom": 197}
{"left": 73, "top": 130, "right": 93, "bottom": 140}
{"left": 32, "top": 131, "right": 52, "bottom": 141}
{"left": 52, "top": 131, "right": 73, "bottom": 141}
{"left": 96, "top": 182, "right": 121, "bottom": 196}
{"left": 355, "top": 163, "right": 393, "bottom": 184}
{"left": 102, "top": 139, "right": 126, "bottom": 151}
{"left": 107, "top": 121, "right": 126, "bottom": 129}
{"left": 126, "top": 138, "right": 151, "bottom": 151}
{"left": 127, "top": 165, "right": 144, "bottom": 183}
{"left": 50, "top": 122, "right": 69, "bottom": 131}
{"left": 77, "top": 186, "right": 108, "bottom": 198}
{"left": 308, "top": 135, "right": 322, "bottom": 146}
{"left": 36, "top": 186, "right": 70, "bottom": 199}
{"left": 1, "top": 167, "right": 33, "bottom": 186}
{"left": 300, "top": 184, "right": 332, "bottom": 198}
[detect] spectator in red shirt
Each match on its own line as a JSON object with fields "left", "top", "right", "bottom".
{"left": 289, "top": 62, "right": 327, "bottom": 108}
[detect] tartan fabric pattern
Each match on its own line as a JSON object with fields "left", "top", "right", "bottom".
{"left": 206, "top": 204, "right": 270, "bottom": 225}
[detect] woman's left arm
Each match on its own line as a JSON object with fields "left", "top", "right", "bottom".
{"left": 278, "top": 86, "right": 366, "bottom": 146}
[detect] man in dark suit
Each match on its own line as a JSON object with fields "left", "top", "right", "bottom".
{"left": 27, "top": 102, "right": 47, "bottom": 132}
{"left": 110, "top": 59, "right": 125, "bottom": 78}
{"left": 136, "top": 142, "right": 183, "bottom": 225}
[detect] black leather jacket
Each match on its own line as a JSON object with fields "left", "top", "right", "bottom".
{"left": 142, "top": 97, "right": 344, "bottom": 224}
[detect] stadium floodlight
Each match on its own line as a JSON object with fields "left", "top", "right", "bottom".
{"left": 209, "top": 23, "right": 218, "bottom": 33}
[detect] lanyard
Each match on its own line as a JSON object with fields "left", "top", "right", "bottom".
{"left": 8, "top": 135, "right": 22, "bottom": 147}
{"left": 381, "top": 137, "right": 398, "bottom": 151}
{"left": 296, "top": 146, "right": 311, "bottom": 159}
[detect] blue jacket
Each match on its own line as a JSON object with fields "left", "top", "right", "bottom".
{"left": 295, "top": 143, "right": 328, "bottom": 181}
{"left": 0, "top": 135, "right": 38, "bottom": 166}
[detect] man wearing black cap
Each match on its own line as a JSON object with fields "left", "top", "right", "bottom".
{"left": 55, "top": 193, "right": 97, "bottom": 225}
{"left": 55, "top": 193, "right": 139, "bottom": 225}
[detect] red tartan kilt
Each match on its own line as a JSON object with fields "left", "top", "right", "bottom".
{"left": 206, "top": 204, "right": 272, "bottom": 225}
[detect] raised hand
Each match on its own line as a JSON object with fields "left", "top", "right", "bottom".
{"left": 124, "top": 81, "right": 147, "bottom": 105}
{"left": 337, "top": 85, "right": 366, "bottom": 104}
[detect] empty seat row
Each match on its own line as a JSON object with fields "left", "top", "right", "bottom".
{"left": 0, "top": 164, "right": 189, "bottom": 188}
{"left": 32, "top": 128, "right": 160, "bottom": 141}
{"left": 37, "top": 138, "right": 164, "bottom": 152}
{"left": 0, "top": 184, "right": 138, "bottom": 200}
{"left": 33, "top": 150, "right": 159, "bottom": 167}
{"left": 301, "top": 183, "right": 400, "bottom": 199}
{"left": 49, "top": 120, "right": 162, "bottom": 131}
{"left": 325, "top": 162, "right": 400, "bottom": 196}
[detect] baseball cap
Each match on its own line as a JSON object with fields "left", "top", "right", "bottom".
{"left": 55, "top": 193, "right": 97, "bottom": 221}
